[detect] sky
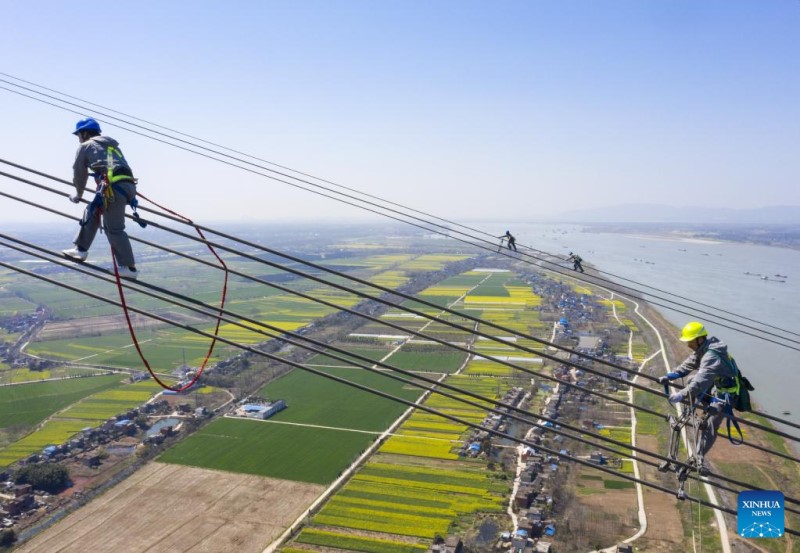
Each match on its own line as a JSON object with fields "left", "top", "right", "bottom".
{"left": 1, "top": 1, "right": 799, "bottom": 225}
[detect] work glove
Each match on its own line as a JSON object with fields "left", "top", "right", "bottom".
{"left": 668, "top": 390, "right": 686, "bottom": 404}
{"left": 658, "top": 372, "right": 681, "bottom": 385}
{"left": 69, "top": 194, "right": 81, "bottom": 204}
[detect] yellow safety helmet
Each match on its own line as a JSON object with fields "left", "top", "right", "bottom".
{"left": 679, "top": 321, "right": 707, "bottom": 342}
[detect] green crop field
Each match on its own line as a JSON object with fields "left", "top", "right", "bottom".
{"left": 306, "top": 454, "right": 506, "bottom": 540}
{"left": 0, "top": 419, "right": 92, "bottom": 467}
{"left": 467, "top": 285, "right": 510, "bottom": 297}
{"left": 0, "top": 375, "right": 124, "bottom": 431}
{"left": 0, "top": 367, "right": 108, "bottom": 384}
{"left": 0, "top": 378, "right": 162, "bottom": 467}
{"left": 26, "top": 328, "right": 222, "bottom": 367}
{"left": 159, "top": 417, "right": 373, "bottom": 484}
{"left": 306, "top": 346, "right": 391, "bottom": 367}
{"left": 0, "top": 293, "right": 37, "bottom": 315}
{"left": 259, "top": 366, "right": 423, "bottom": 430}
{"left": 57, "top": 381, "right": 163, "bottom": 420}
{"left": 295, "top": 528, "right": 426, "bottom": 553}
{"left": 383, "top": 350, "right": 466, "bottom": 373}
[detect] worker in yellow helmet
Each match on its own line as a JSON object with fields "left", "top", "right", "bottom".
{"left": 658, "top": 321, "right": 739, "bottom": 473}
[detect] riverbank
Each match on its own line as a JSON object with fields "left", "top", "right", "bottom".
{"left": 619, "top": 284, "right": 800, "bottom": 553}
{"left": 581, "top": 223, "right": 800, "bottom": 252}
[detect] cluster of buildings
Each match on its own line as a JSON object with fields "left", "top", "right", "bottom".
{"left": 0, "top": 309, "right": 50, "bottom": 368}
{"left": 461, "top": 387, "right": 526, "bottom": 457}
{"left": 17, "top": 400, "right": 177, "bottom": 469}
{"left": 0, "top": 396, "right": 206, "bottom": 534}
{"left": 0, "top": 481, "right": 43, "bottom": 529}
{"left": 0, "top": 311, "right": 45, "bottom": 335}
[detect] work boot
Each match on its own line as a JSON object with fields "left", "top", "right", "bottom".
{"left": 116, "top": 266, "right": 139, "bottom": 280}
{"left": 62, "top": 247, "right": 88, "bottom": 261}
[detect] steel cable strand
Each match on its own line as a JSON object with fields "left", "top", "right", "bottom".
{"left": 1, "top": 77, "right": 798, "bottom": 344}
{"left": 2, "top": 172, "right": 800, "bottom": 446}
{"left": 3, "top": 181, "right": 800, "bottom": 460}
{"left": 0, "top": 184, "right": 706, "bottom": 424}
{"left": 1, "top": 169, "right": 677, "bottom": 390}
{"left": 4, "top": 80, "right": 800, "bottom": 345}
{"left": 1, "top": 237, "right": 741, "bottom": 499}
{"left": 1, "top": 137, "right": 799, "bottom": 353}
{"left": 3, "top": 165, "right": 793, "bottom": 387}
{"left": 4, "top": 234, "right": 800, "bottom": 507}
{"left": 2, "top": 71, "right": 799, "bottom": 343}
{"left": 0, "top": 238, "right": 749, "bottom": 499}
{"left": 2, "top": 257, "right": 792, "bottom": 535}
{"left": 1, "top": 158, "right": 798, "bottom": 374}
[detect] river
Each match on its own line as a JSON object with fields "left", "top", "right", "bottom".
{"left": 496, "top": 223, "right": 800, "bottom": 424}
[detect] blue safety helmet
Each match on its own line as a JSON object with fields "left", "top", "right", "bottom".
{"left": 72, "top": 118, "right": 102, "bottom": 135}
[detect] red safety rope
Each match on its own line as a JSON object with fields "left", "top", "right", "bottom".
{"left": 110, "top": 192, "right": 229, "bottom": 392}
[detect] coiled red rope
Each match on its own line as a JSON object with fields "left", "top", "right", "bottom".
{"left": 111, "top": 192, "right": 229, "bottom": 392}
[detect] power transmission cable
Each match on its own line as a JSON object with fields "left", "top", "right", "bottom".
{"left": 1, "top": 256, "right": 795, "bottom": 536}
{"left": 3, "top": 167, "right": 799, "bottom": 443}
{"left": 0, "top": 163, "right": 791, "bottom": 390}
{"left": 6, "top": 71, "right": 800, "bottom": 540}
{"left": 1, "top": 80, "right": 800, "bottom": 350}
{"left": 2, "top": 85, "right": 800, "bottom": 353}
{"left": 4, "top": 233, "right": 799, "bottom": 514}
{"left": 4, "top": 184, "right": 800, "bottom": 474}
{"left": 1, "top": 72, "right": 798, "bottom": 345}
{"left": 2, "top": 170, "right": 799, "bottom": 447}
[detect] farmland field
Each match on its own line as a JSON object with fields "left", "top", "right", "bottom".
{"left": 0, "top": 366, "right": 109, "bottom": 384}
{"left": 0, "top": 378, "right": 162, "bottom": 467}
{"left": 306, "top": 346, "right": 392, "bottom": 367}
{"left": 307, "top": 453, "right": 507, "bottom": 539}
{"left": 0, "top": 375, "right": 124, "bottom": 429}
{"left": 294, "top": 528, "right": 427, "bottom": 553}
{"left": 15, "top": 462, "right": 324, "bottom": 553}
{"left": 381, "top": 350, "right": 467, "bottom": 373}
{"left": 160, "top": 416, "right": 375, "bottom": 484}
{"left": 259, "top": 366, "right": 423, "bottom": 430}
{"left": 0, "top": 292, "right": 37, "bottom": 315}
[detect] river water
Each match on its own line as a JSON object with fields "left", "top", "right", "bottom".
{"left": 498, "top": 223, "right": 800, "bottom": 423}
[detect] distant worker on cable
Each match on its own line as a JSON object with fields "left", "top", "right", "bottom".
{"left": 498, "top": 230, "right": 517, "bottom": 252}
{"left": 62, "top": 118, "right": 139, "bottom": 280}
{"left": 567, "top": 252, "right": 584, "bottom": 273}
{"left": 658, "top": 321, "right": 743, "bottom": 472}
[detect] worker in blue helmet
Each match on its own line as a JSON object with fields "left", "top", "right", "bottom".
{"left": 62, "top": 118, "right": 139, "bottom": 279}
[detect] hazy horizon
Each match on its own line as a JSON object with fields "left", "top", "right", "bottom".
{"left": 2, "top": 2, "right": 799, "bottom": 227}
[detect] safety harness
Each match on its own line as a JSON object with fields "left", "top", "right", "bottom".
{"left": 81, "top": 143, "right": 146, "bottom": 229}
{"left": 706, "top": 350, "right": 748, "bottom": 445}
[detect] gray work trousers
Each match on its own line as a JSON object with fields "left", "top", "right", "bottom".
{"left": 696, "top": 402, "right": 724, "bottom": 461}
{"left": 74, "top": 181, "right": 136, "bottom": 267}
